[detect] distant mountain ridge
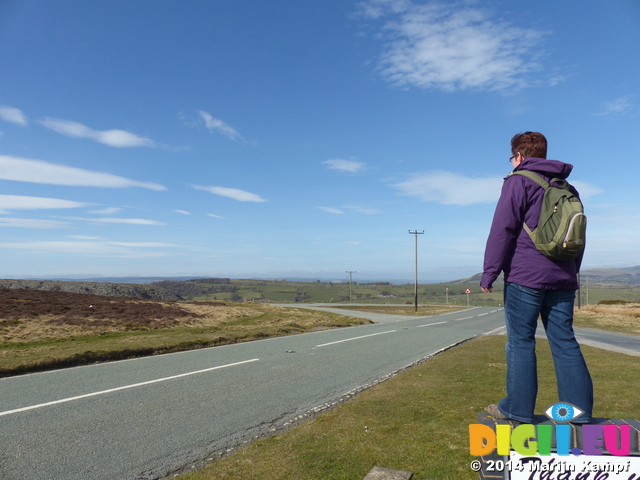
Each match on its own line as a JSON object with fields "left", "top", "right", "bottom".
{"left": 0, "top": 279, "right": 183, "bottom": 301}
{"left": 577, "top": 266, "right": 640, "bottom": 285}
{"left": 6, "top": 266, "right": 640, "bottom": 297}
{"left": 450, "top": 266, "right": 640, "bottom": 286}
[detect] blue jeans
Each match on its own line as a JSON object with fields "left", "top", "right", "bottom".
{"left": 498, "top": 282, "right": 593, "bottom": 423}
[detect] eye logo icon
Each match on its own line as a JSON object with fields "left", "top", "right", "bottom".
{"left": 544, "top": 402, "right": 584, "bottom": 422}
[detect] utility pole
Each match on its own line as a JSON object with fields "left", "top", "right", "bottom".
{"left": 346, "top": 271, "right": 357, "bottom": 303}
{"left": 577, "top": 272, "right": 581, "bottom": 309}
{"left": 586, "top": 276, "right": 589, "bottom": 306}
{"left": 408, "top": 230, "right": 424, "bottom": 312}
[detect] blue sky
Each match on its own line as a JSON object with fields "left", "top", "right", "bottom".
{"left": 1, "top": 0, "right": 639, "bottom": 282}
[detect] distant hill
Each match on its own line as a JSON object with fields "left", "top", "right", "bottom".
{"left": 48, "top": 276, "right": 198, "bottom": 284}
{"left": 0, "top": 279, "right": 183, "bottom": 301}
{"left": 449, "top": 266, "right": 640, "bottom": 286}
{"left": 578, "top": 266, "right": 640, "bottom": 285}
{"left": 9, "top": 266, "right": 640, "bottom": 299}
{"left": 447, "top": 273, "right": 484, "bottom": 285}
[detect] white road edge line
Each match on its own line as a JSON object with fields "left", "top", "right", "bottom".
{"left": 417, "top": 321, "right": 447, "bottom": 328}
{"left": 477, "top": 313, "right": 489, "bottom": 316}
{"left": 483, "top": 326, "right": 507, "bottom": 336}
{"left": 455, "top": 316, "right": 474, "bottom": 321}
{"left": 316, "top": 330, "right": 397, "bottom": 347}
{"left": 0, "top": 358, "right": 260, "bottom": 417}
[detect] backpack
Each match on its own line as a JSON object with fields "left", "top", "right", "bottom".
{"left": 508, "top": 170, "right": 586, "bottom": 262}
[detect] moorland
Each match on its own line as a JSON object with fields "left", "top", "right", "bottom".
{"left": 149, "top": 267, "right": 640, "bottom": 306}
{"left": 2, "top": 274, "right": 639, "bottom": 479}
{"left": 1, "top": 268, "right": 639, "bottom": 377}
{"left": 0, "top": 267, "right": 640, "bottom": 376}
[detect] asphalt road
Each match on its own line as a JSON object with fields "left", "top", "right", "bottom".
{"left": 0, "top": 306, "right": 505, "bottom": 480}
{"left": 1, "top": 305, "right": 636, "bottom": 480}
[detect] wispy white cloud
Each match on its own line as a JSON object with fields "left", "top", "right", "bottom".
{"left": 93, "top": 218, "right": 166, "bottom": 226}
{"left": 317, "top": 205, "right": 382, "bottom": 215}
{"left": 0, "top": 217, "right": 70, "bottom": 229}
{"left": 569, "top": 180, "right": 603, "bottom": 199}
{"left": 358, "top": 0, "right": 548, "bottom": 92}
{"left": 173, "top": 209, "right": 192, "bottom": 215}
{"left": 0, "top": 105, "right": 28, "bottom": 126}
{"left": 194, "top": 185, "right": 267, "bottom": 203}
{"left": 322, "top": 158, "right": 365, "bottom": 173}
{"left": 593, "top": 96, "right": 634, "bottom": 116}
{"left": 344, "top": 205, "right": 383, "bottom": 215}
{"left": 206, "top": 213, "right": 225, "bottom": 219}
{"left": 69, "top": 235, "right": 103, "bottom": 240}
{"left": 392, "top": 171, "right": 503, "bottom": 205}
{"left": 90, "top": 207, "right": 123, "bottom": 215}
{"left": 0, "top": 194, "right": 88, "bottom": 212}
{"left": 393, "top": 171, "right": 603, "bottom": 206}
{"left": 0, "top": 155, "right": 166, "bottom": 190}
{"left": 198, "top": 111, "right": 243, "bottom": 141}
{"left": 317, "top": 207, "right": 345, "bottom": 214}
{"left": 0, "top": 239, "right": 179, "bottom": 257}
{"left": 40, "top": 117, "right": 156, "bottom": 148}
{"left": 317, "top": 205, "right": 381, "bottom": 214}
{"left": 67, "top": 217, "right": 166, "bottom": 226}
{"left": 110, "top": 241, "right": 179, "bottom": 247}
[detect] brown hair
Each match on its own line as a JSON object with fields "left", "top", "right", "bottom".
{"left": 511, "top": 131, "right": 547, "bottom": 158}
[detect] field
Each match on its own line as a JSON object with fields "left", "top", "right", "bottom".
{"left": 153, "top": 278, "right": 487, "bottom": 304}
{"left": 152, "top": 278, "right": 640, "bottom": 307}
{"left": 2, "top": 283, "right": 639, "bottom": 479}
{"left": 574, "top": 301, "right": 640, "bottom": 334}
{"left": 2, "top": 282, "right": 639, "bottom": 377}
{"left": 0, "top": 289, "right": 370, "bottom": 377}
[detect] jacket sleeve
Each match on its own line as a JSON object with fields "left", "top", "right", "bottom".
{"left": 480, "top": 176, "right": 527, "bottom": 289}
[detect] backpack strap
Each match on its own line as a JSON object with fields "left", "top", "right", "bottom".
{"left": 509, "top": 170, "right": 571, "bottom": 190}
{"left": 507, "top": 170, "right": 549, "bottom": 189}
{"left": 505, "top": 170, "right": 549, "bottom": 236}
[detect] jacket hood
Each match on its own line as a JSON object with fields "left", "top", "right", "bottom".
{"left": 516, "top": 157, "right": 573, "bottom": 180}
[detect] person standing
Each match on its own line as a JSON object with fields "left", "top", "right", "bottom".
{"left": 480, "top": 131, "right": 593, "bottom": 424}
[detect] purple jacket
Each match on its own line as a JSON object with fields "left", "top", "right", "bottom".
{"left": 480, "top": 157, "right": 582, "bottom": 291}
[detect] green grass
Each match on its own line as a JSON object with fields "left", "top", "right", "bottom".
{"left": 0, "top": 303, "right": 369, "bottom": 377}
{"left": 183, "top": 278, "right": 492, "bottom": 305}
{"left": 331, "top": 305, "right": 468, "bottom": 316}
{"left": 0, "top": 327, "right": 260, "bottom": 376}
{"left": 177, "top": 335, "right": 640, "bottom": 480}
{"left": 3, "top": 287, "right": 638, "bottom": 477}
{"left": 170, "top": 278, "right": 640, "bottom": 307}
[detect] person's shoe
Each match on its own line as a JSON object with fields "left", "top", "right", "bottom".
{"left": 485, "top": 404, "right": 509, "bottom": 420}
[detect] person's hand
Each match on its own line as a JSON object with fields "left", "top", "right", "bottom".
{"left": 481, "top": 287, "right": 493, "bottom": 293}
